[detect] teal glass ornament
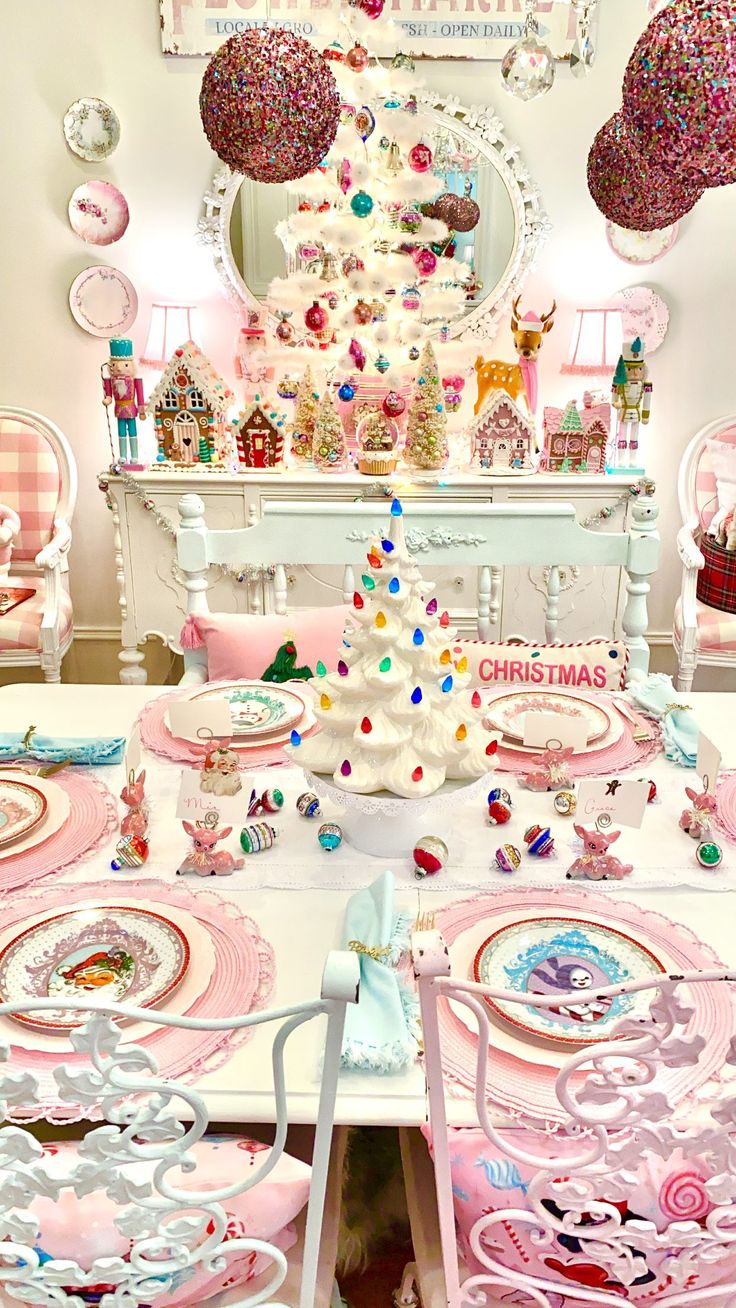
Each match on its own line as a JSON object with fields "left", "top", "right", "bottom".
{"left": 350, "top": 190, "right": 374, "bottom": 218}
{"left": 318, "top": 822, "right": 343, "bottom": 852}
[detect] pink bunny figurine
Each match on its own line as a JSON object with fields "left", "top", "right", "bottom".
{"left": 679, "top": 785, "right": 718, "bottom": 840}
{"left": 120, "top": 769, "right": 148, "bottom": 839}
{"left": 176, "top": 818, "right": 244, "bottom": 877}
{"left": 567, "top": 824, "right": 633, "bottom": 882}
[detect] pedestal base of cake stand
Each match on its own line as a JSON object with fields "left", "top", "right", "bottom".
{"left": 303, "top": 770, "right": 495, "bottom": 859}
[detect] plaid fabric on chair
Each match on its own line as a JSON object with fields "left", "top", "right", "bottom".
{"left": 0, "top": 418, "right": 61, "bottom": 561}
{"left": 696, "top": 532, "right": 736, "bottom": 614}
{"left": 0, "top": 583, "right": 73, "bottom": 652}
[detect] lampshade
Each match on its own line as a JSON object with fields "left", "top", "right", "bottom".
{"left": 561, "top": 307, "right": 624, "bottom": 376}
{"left": 142, "top": 303, "right": 199, "bottom": 367}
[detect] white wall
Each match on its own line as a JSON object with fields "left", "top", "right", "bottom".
{"left": 3, "top": 0, "right": 733, "bottom": 647}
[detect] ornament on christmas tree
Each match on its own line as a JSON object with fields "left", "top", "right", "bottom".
{"left": 290, "top": 366, "right": 319, "bottom": 460}
{"left": 313, "top": 389, "right": 349, "bottom": 471}
{"left": 275, "top": 315, "right": 294, "bottom": 344}
{"left": 262, "top": 639, "right": 313, "bottom": 682}
{"left": 408, "top": 143, "right": 433, "bottom": 172}
{"left": 353, "top": 300, "right": 373, "bottom": 325}
{"left": 305, "top": 301, "right": 329, "bottom": 332}
{"left": 383, "top": 391, "right": 406, "bottom": 418}
{"left": 199, "top": 30, "right": 341, "bottom": 182}
{"left": 338, "top": 382, "right": 356, "bottom": 402}
{"left": 290, "top": 498, "right": 498, "bottom": 797}
{"left": 404, "top": 342, "right": 449, "bottom": 471}
{"left": 351, "top": 190, "right": 375, "bottom": 218}
{"left": 346, "top": 43, "right": 370, "bottom": 71}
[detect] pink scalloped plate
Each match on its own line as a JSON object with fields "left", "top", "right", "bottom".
{"left": 0, "top": 770, "right": 116, "bottom": 893}
{"left": 138, "top": 686, "right": 318, "bottom": 768}
{"left": 494, "top": 710, "right": 662, "bottom": 777}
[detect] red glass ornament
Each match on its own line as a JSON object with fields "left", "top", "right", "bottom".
{"left": 357, "top": 0, "right": 384, "bottom": 18}
{"left": 414, "top": 247, "right": 438, "bottom": 277}
{"left": 408, "top": 143, "right": 433, "bottom": 173}
{"left": 353, "top": 299, "right": 373, "bottom": 325}
{"left": 412, "top": 766, "right": 424, "bottom": 783}
{"left": 275, "top": 319, "right": 294, "bottom": 343}
{"left": 305, "top": 300, "right": 329, "bottom": 332}
{"left": 346, "top": 43, "right": 369, "bottom": 72}
{"left": 353, "top": 592, "right": 364, "bottom": 609}
{"left": 485, "top": 740, "right": 498, "bottom": 756}
{"left": 488, "top": 799, "right": 512, "bottom": 826}
{"left": 361, "top": 716, "right": 372, "bottom": 733}
{"left": 382, "top": 391, "right": 406, "bottom": 418}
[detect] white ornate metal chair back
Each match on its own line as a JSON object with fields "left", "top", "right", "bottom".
{"left": 0, "top": 950, "right": 358, "bottom": 1308}
{"left": 412, "top": 928, "right": 736, "bottom": 1307}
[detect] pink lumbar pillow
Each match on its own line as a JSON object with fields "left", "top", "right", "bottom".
{"left": 454, "top": 638, "right": 629, "bottom": 691}
{"left": 180, "top": 606, "right": 350, "bottom": 682}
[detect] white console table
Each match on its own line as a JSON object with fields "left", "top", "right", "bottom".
{"left": 100, "top": 468, "right": 652, "bottom": 684}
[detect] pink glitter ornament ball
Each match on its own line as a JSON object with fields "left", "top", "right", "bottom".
{"left": 622, "top": 0, "right": 736, "bottom": 188}
{"left": 432, "top": 192, "right": 481, "bottom": 233}
{"left": 587, "top": 112, "right": 705, "bottom": 230}
{"left": 200, "top": 29, "right": 341, "bottom": 183}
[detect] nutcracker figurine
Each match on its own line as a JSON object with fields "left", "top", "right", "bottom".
{"left": 610, "top": 336, "right": 652, "bottom": 470}
{"left": 102, "top": 337, "right": 146, "bottom": 467}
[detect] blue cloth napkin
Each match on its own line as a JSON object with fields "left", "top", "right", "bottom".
{"left": 628, "top": 673, "right": 698, "bottom": 767}
{"left": 340, "top": 870, "right": 419, "bottom": 1074}
{"left": 0, "top": 733, "right": 125, "bottom": 766}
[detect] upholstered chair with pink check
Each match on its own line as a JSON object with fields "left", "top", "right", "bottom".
{"left": 0, "top": 503, "right": 20, "bottom": 580}
{"left": 0, "top": 407, "right": 78, "bottom": 681}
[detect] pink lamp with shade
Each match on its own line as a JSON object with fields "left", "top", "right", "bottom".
{"left": 561, "top": 306, "right": 623, "bottom": 376}
{"left": 141, "top": 303, "right": 199, "bottom": 367}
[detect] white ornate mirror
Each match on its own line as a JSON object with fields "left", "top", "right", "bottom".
{"left": 200, "top": 93, "right": 549, "bottom": 345}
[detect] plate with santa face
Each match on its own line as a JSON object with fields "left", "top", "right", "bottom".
{"left": 483, "top": 689, "right": 611, "bottom": 744}
{"left": 473, "top": 916, "right": 665, "bottom": 1046}
{"left": 0, "top": 778, "right": 48, "bottom": 849}
{"left": 189, "top": 682, "right": 307, "bottom": 741}
{"left": 0, "top": 906, "right": 190, "bottom": 1031}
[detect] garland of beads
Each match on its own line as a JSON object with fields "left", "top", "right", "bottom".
{"left": 97, "top": 464, "right": 276, "bottom": 586}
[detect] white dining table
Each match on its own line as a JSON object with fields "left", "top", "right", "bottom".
{"left": 0, "top": 682, "right": 735, "bottom": 1129}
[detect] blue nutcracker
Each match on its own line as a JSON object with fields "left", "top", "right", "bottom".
{"left": 102, "top": 337, "right": 146, "bottom": 466}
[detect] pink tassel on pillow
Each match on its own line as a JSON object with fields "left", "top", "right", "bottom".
{"left": 179, "top": 615, "right": 205, "bottom": 650}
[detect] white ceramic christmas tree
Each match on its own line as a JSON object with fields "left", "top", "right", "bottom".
{"left": 291, "top": 498, "right": 497, "bottom": 798}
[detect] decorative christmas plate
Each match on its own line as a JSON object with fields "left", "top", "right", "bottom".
{"left": 63, "top": 97, "right": 120, "bottom": 160}
{"left": 608, "top": 285, "right": 669, "bottom": 355}
{"left": 0, "top": 771, "right": 69, "bottom": 861}
{"left": 68, "top": 180, "right": 130, "bottom": 246}
{"left": 0, "top": 906, "right": 190, "bottom": 1031}
{"left": 605, "top": 220, "right": 679, "bottom": 266}
{"left": 191, "top": 682, "right": 306, "bottom": 739}
{"left": 69, "top": 266, "right": 138, "bottom": 337}
{"left": 0, "top": 779, "right": 47, "bottom": 849}
{"left": 483, "top": 690, "right": 610, "bottom": 744}
{"left": 473, "top": 915, "right": 665, "bottom": 1046}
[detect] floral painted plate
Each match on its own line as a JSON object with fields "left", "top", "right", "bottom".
{"left": 69, "top": 265, "right": 138, "bottom": 337}
{"left": 473, "top": 915, "right": 665, "bottom": 1046}
{"left": 484, "top": 690, "right": 610, "bottom": 744}
{"left": 63, "top": 97, "right": 120, "bottom": 160}
{"left": 68, "top": 180, "right": 130, "bottom": 246}
{"left": 0, "top": 906, "right": 190, "bottom": 1030}
{"left": 0, "top": 779, "right": 47, "bottom": 850}
{"left": 192, "top": 682, "right": 306, "bottom": 739}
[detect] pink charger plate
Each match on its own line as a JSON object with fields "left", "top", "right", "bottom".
{"left": 137, "top": 686, "right": 317, "bottom": 768}
{"left": 0, "top": 877, "right": 275, "bottom": 1123}
{"left": 489, "top": 693, "right": 662, "bottom": 778}
{"left": 433, "top": 885, "right": 735, "bottom": 1125}
{"left": 0, "top": 770, "right": 116, "bottom": 893}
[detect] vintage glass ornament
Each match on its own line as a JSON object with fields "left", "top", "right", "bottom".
{"left": 322, "top": 42, "right": 345, "bottom": 62}
{"left": 408, "top": 346, "right": 420, "bottom": 362}
{"left": 375, "top": 353, "right": 391, "bottom": 374}
{"left": 305, "top": 301, "right": 329, "bottom": 332}
{"left": 275, "top": 317, "right": 294, "bottom": 344}
{"left": 488, "top": 787, "right": 512, "bottom": 807}
{"left": 276, "top": 376, "right": 298, "bottom": 401}
{"left": 643, "top": 779, "right": 657, "bottom": 803}
{"left": 553, "top": 790, "right": 577, "bottom": 817}
{"left": 349, "top": 338, "right": 366, "bottom": 371}
{"left": 318, "top": 821, "right": 343, "bottom": 851}
{"left": 524, "top": 824, "right": 555, "bottom": 857}
{"left": 346, "top": 43, "right": 369, "bottom": 72}
{"left": 587, "top": 112, "right": 705, "bottom": 232}
{"left": 382, "top": 391, "right": 406, "bottom": 418}
{"left": 356, "top": 0, "right": 384, "bottom": 18}
{"left": 402, "top": 286, "right": 421, "bottom": 311}
{"left": 353, "top": 299, "right": 373, "bottom": 325}
{"left": 110, "top": 833, "right": 149, "bottom": 870}
{"left": 444, "top": 392, "right": 461, "bottom": 413}
{"left": 408, "top": 143, "right": 433, "bottom": 172}
{"left": 338, "top": 382, "right": 355, "bottom": 402}
{"left": 494, "top": 844, "right": 521, "bottom": 874}
{"left": 414, "top": 248, "right": 438, "bottom": 277}
{"left": 342, "top": 253, "right": 364, "bottom": 277}
{"left": 696, "top": 839, "right": 723, "bottom": 869}
{"left": 297, "top": 791, "right": 321, "bottom": 818}
{"left": 259, "top": 788, "right": 284, "bottom": 814}
{"left": 354, "top": 107, "right": 376, "bottom": 142}
{"left": 350, "top": 190, "right": 374, "bottom": 218}
{"left": 501, "top": 26, "right": 555, "bottom": 101}
{"left": 199, "top": 29, "right": 341, "bottom": 182}
{"left": 400, "top": 209, "right": 422, "bottom": 234}
{"left": 240, "top": 822, "right": 278, "bottom": 853}
{"left": 413, "top": 835, "right": 449, "bottom": 879}
{"left": 487, "top": 799, "right": 512, "bottom": 826}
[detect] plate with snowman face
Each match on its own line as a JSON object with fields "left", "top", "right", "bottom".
{"left": 189, "top": 682, "right": 307, "bottom": 742}
{"left": 473, "top": 915, "right": 665, "bottom": 1046}
{"left": 0, "top": 906, "right": 190, "bottom": 1031}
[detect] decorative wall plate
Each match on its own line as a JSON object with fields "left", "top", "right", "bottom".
{"left": 0, "top": 906, "right": 190, "bottom": 1031}
{"left": 606, "top": 220, "right": 679, "bottom": 266}
{"left": 0, "top": 779, "right": 47, "bottom": 849}
{"left": 63, "top": 97, "right": 120, "bottom": 161}
{"left": 68, "top": 180, "right": 129, "bottom": 246}
{"left": 0, "top": 771, "right": 70, "bottom": 862}
{"left": 483, "top": 689, "right": 610, "bottom": 744}
{"left": 474, "top": 915, "right": 665, "bottom": 1046}
{"left": 608, "top": 285, "right": 669, "bottom": 354}
{"left": 69, "top": 265, "right": 138, "bottom": 337}
{"left": 192, "top": 682, "right": 306, "bottom": 739}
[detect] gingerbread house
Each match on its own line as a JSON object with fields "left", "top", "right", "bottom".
{"left": 542, "top": 396, "right": 610, "bottom": 472}
{"left": 237, "top": 401, "right": 285, "bottom": 470}
{"left": 469, "top": 390, "right": 535, "bottom": 471}
{"left": 149, "top": 342, "right": 235, "bottom": 465}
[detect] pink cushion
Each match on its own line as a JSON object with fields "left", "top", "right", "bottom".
{"left": 186, "top": 606, "right": 350, "bottom": 681}
{"left": 455, "top": 639, "right": 629, "bottom": 691}
{"left": 423, "top": 1125, "right": 732, "bottom": 1303}
{"left": 0, "top": 581, "right": 72, "bottom": 652}
{"left": 0, "top": 503, "right": 21, "bottom": 571}
{"left": 0, "top": 419, "right": 61, "bottom": 560}
{"left": 27, "top": 1134, "right": 311, "bottom": 1306}
{"left": 675, "top": 594, "right": 736, "bottom": 651}
{"left": 694, "top": 424, "right": 736, "bottom": 529}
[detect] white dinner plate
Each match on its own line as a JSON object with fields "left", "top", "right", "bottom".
{"left": 63, "top": 97, "right": 120, "bottom": 160}
{"left": 0, "top": 771, "right": 70, "bottom": 861}
{"left": 69, "top": 265, "right": 138, "bottom": 337}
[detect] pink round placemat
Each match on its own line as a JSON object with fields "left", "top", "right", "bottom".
{"left": 715, "top": 771, "right": 736, "bottom": 844}
{"left": 0, "top": 878, "right": 275, "bottom": 1123}
{"left": 137, "top": 687, "right": 317, "bottom": 768}
{"left": 0, "top": 770, "right": 117, "bottom": 893}
{"left": 495, "top": 716, "right": 662, "bottom": 777}
{"left": 434, "top": 886, "right": 734, "bottom": 1125}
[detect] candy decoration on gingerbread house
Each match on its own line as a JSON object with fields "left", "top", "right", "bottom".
{"left": 469, "top": 391, "right": 535, "bottom": 472}
{"left": 149, "top": 341, "right": 235, "bottom": 465}
{"left": 542, "top": 395, "right": 610, "bottom": 472}
{"left": 236, "top": 399, "right": 285, "bottom": 470}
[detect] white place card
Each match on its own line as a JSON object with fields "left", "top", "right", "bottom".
{"left": 697, "top": 732, "right": 722, "bottom": 793}
{"left": 176, "top": 768, "right": 248, "bottom": 825}
{"left": 168, "top": 697, "right": 232, "bottom": 743}
{"left": 576, "top": 778, "right": 650, "bottom": 830}
{"left": 124, "top": 725, "right": 141, "bottom": 778}
{"left": 523, "top": 711, "right": 589, "bottom": 754}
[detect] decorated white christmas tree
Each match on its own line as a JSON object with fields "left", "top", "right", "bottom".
{"left": 291, "top": 497, "right": 497, "bottom": 798}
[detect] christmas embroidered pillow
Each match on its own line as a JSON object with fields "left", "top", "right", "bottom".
{"left": 179, "top": 606, "right": 351, "bottom": 682}
{"left": 454, "top": 639, "right": 629, "bottom": 691}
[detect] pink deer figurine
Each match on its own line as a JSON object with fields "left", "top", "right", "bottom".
{"left": 176, "top": 815, "right": 244, "bottom": 877}
{"left": 679, "top": 785, "right": 717, "bottom": 840}
{"left": 567, "top": 824, "right": 633, "bottom": 882}
{"left": 120, "top": 769, "right": 148, "bottom": 839}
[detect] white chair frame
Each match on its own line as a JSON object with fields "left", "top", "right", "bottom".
{"left": 175, "top": 493, "right": 660, "bottom": 686}
{"left": 400, "top": 928, "right": 736, "bottom": 1308}
{"left": 0, "top": 949, "right": 359, "bottom": 1308}
{"left": 674, "top": 413, "right": 736, "bottom": 692}
{"left": 0, "top": 406, "right": 78, "bottom": 682}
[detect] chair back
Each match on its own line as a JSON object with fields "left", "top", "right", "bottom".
{"left": 0, "top": 949, "right": 358, "bottom": 1308}
{"left": 413, "top": 927, "right": 736, "bottom": 1308}
{"left": 0, "top": 408, "right": 77, "bottom": 562}
{"left": 679, "top": 414, "right": 736, "bottom": 532}
{"left": 176, "top": 494, "right": 659, "bottom": 679}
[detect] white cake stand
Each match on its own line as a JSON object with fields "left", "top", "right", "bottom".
{"left": 303, "top": 769, "right": 495, "bottom": 858}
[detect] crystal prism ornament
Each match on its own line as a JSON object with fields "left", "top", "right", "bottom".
{"left": 501, "top": 32, "right": 555, "bottom": 100}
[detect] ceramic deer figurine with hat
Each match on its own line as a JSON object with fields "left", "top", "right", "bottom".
{"left": 474, "top": 296, "right": 556, "bottom": 417}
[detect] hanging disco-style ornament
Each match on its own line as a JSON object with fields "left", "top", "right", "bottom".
{"left": 588, "top": 111, "right": 705, "bottom": 230}
{"left": 501, "top": 0, "right": 555, "bottom": 101}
